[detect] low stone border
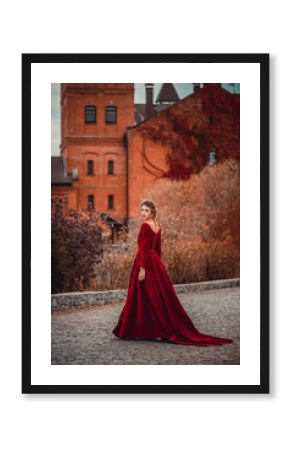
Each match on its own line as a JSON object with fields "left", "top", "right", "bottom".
{"left": 52, "top": 278, "right": 240, "bottom": 312}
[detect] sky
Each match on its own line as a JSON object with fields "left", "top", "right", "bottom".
{"left": 51, "top": 83, "right": 240, "bottom": 156}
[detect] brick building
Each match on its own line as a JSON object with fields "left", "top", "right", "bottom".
{"left": 52, "top": 83, "right": 239, "bottom": 231}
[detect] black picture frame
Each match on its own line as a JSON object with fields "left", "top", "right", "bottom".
{"left": 22, "top": 53, "right": 269, "bottom": 394}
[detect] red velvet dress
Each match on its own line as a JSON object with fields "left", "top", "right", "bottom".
{"left": 112, "top": 222, "right": 232, "bottom": 346}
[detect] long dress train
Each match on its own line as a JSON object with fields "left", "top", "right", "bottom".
{"left": 112, "top": 222, "right": 233, "bottom": 346}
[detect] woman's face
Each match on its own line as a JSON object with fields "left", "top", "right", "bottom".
{"left": 140, "top": 205, "right": 153, "bottom": 221}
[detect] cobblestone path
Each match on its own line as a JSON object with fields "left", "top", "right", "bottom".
{"left": 51, "top": 287, "right": 240, "bottom": 365}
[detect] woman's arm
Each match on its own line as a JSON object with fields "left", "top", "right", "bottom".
{"left": 155, "top": 223, "right": 162, "bottom": 257}
{"left": 138, "top": 224, "right": 151, "bottom": 268}
{"left": 138, "top": 224, "right": 150, "bottom": 280}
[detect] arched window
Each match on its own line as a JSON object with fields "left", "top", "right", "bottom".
{"left": 106, "top": 105, "right": 117, "bottom": 124}
{"left": 108, "top": 160, "right": 114, "bottom": 175}
{"left": 87, "top": 160, "right": 94, "bottom": 175}
{"left": 108, "top": 195, "right": 114, "bottom": 210}
{"left": 85, "top": 105, "right": 96, "bottom": 123}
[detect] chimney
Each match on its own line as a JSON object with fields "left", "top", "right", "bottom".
{"left": 192, "top": 83, "right": 201, "bottom": 93}
{"left": 145, "top": 83, "right": 154, "bottom": 119}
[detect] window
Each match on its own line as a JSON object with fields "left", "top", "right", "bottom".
{"left": 87, "top": 160, "right": 94, "bottom": 175}
{"left": 85, "top": 105, "right": 96, "bottom": 123}
{"left": 209, "top": 147, "right": 217, "bottom": 166}
{"left": 108, "top": 160, "right": 114, "bottom": 175}
{"left": 108, "top": 195, "right": 114, "bottom": 210}
{"left": 88, "top": 195, "right": 94, "bottom": 210}
{"left": 106, "top": 105, "right": 117, "bottom": 123}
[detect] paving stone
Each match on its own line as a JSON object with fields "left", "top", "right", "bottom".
{"left": 51, "top": 287, "right": 240, "bottom": 365}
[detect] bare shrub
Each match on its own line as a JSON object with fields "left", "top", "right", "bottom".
{"left": 51, "top": 199, "right": 108, "bottom": 293}
{"left": 143, "top": 159, "right": 240, "bottom": 282}
{"left": 93, "top": 222, "right": 140, "bottom": 290}
{"left": 205, "top": 235, "right": 240, "bottom": 280}
{"left": 94, "top": 241, "right": 135, "bottom": 290}
{"left": 162, "top": 234, "right": 208, "bottom": 283}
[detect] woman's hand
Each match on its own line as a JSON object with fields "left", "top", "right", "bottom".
{"left": 138, "top": 267, "right": 145, "bottom": 281}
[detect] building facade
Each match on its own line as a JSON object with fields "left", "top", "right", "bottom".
{"left": 59, "top": 83, "right": 134, "bottom": 223}
{"left": 52, "top": 83, "right": 240, "bottom": 229}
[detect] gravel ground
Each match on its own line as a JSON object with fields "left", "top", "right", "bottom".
{"left": 51, "top": 287, "right": 240, "bottom": 365}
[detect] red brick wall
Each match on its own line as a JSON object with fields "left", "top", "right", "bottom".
{"left": 60, "top": 84, "right": 134, "bottom": 222}
{"left": 51, "top": 186, "right": 77, "bottom": 215}
{"left": 57, "top": 84, "right": 239, "bottom": 225}
{"left": 127, "top": 130, "right": 169, "bottom": 222}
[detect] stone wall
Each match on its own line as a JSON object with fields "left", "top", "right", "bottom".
{"left": 52, "top": 278, "right": 240, "bottom": 312}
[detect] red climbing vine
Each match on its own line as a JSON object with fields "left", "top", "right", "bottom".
{"left": 137, "top": 85, "right": 240, "bottom": 180}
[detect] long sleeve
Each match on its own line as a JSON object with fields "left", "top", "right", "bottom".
{"left": 155, "top": 234, "right": 161, "bottom": 257}
{"left": 138, "top": 224, "right": 151, "bottom": 269}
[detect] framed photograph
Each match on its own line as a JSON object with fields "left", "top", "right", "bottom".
{"left": 22, "top": 53, "right": 269, "bottom": 394}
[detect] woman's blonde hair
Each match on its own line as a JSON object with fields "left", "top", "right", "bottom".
{"left": 140, "top": 199, "right": 157, "bottom": 218}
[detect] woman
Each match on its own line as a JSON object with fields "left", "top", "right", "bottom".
{"left": 112, "top": 200, "right": 232, "bottom": 346}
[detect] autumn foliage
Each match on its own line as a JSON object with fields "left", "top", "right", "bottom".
{"left": 51, "top": 159, "right": 239, "bottom": 293}
{"left": 94, "top": 159, "right": 240, "bottom": 289}
{"left": 138, "top": 84, "right": 240, "bottom": 179}
{"left": 143, "top": 158, "right": 240, "bottom": 282}
{"left": 51, "top": 198, "right": 108, "bottom": 293}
